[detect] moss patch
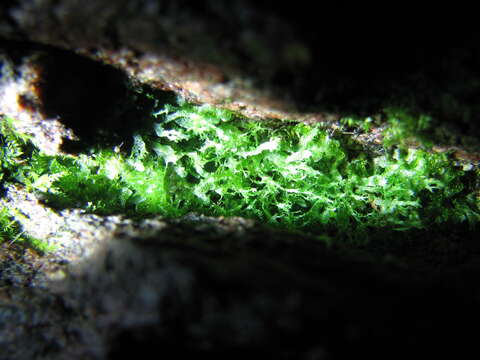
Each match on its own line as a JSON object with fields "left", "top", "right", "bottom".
{"left": 5, "top": 97, "right": 476, "bottom": 246}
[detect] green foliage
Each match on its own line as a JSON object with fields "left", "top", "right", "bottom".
{"left": 2, "top": 101, "right": 479, "bottom": 247}
{"left": 0, "top": 116, "right": 31, "bottom": 186}
{"left": 0, "top": 207, "right": 52, "bottom": 253}
{"left": 27, "top": 150, "right": 174, "bottom": 216}
{"left": 22, "top": 99, "right": 479, "bottom": 244}
{"left": 340, "top": 115, "right": 375, "bottom": 132}
{"left": 382, "top": 108, "right": 433, "bottom": 148}
{"left": 0, "top": 116, "right": 46, "bottom": 250}
{"left": 0, "top": 207, "right": 23, "bottom": 243}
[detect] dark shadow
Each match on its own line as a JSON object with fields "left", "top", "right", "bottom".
{"left": 1, "top": 42, "right": 177, "bottom": 153}
{"left": 38, "top": 49, "right": 130, "bottom": 139}
{"left": 68, "top": 217, "right": 480, "bottom": 359}
{"left": 218, "top": 3, "right": 480, "bottom": 137}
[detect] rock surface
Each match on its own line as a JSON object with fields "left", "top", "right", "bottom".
{"left": 2, "top": 1, "right": 479, "bottom": 127}
{"left": 2, "top": 204, "right": 480, "bottom": 359}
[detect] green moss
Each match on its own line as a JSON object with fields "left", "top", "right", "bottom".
{"left": 17, "top": 98, "right": 478, "bottom": 245}
{"left": 0, "top": 207, "right": 23, "bottom": 243}
{"left": 340, "top": 108, "right": 435, "bottom": 149}
{"left": 2, "top": 99, "right": 479, "bottom": 248}
{"left": 0, "top": 116, "right": 46, "bottom": 251}
{"left": 381, "top": 108, "right": 434, "bottom": 148}
{"left": 1, "top": 116, "right": 31, "bottom": 185}
{"left": 339, "top": 115, "right": 375, "bottom": 133}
